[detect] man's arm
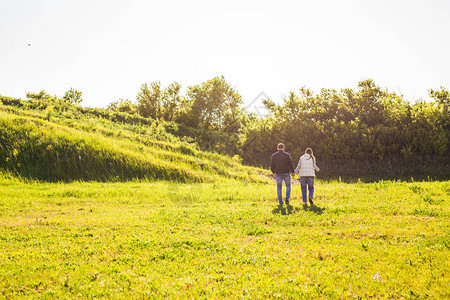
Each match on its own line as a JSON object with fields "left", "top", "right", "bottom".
{"left": 294, "top": 158, "right": 301, "bottom": 175}
{"left": 288, "top": 154, "right": 295, "bottom": 174}
{"left": 270, "top": 154, "right": 275, "bottom": 174}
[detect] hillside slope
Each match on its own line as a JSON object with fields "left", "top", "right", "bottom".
{"left": 0, "top": 102, "right": 270, "bottom": 182}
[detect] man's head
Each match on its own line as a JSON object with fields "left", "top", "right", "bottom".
{"left": 277, "top": 143, "right": 285, "bottom": 150}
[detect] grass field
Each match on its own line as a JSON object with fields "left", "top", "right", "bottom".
{"left": 1, "top": 174, "right": 449, "bottom": 299}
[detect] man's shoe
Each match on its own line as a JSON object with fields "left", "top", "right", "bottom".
{"left": 285, "top": 201, "right": 290, "bottom": 206}
{"left": 309, "top": 198, "right": 314, "bottom": 205}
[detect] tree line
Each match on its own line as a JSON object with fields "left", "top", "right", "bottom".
{"left": 105, "top": 77, "right": 450, "bottom": 180}
{"left": 3, "top": 76, "right": 449, "bottom": 180}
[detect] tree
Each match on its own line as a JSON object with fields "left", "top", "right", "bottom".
{"left": 161, "top": 82, "right": 182, "bottom": 122}
{"left": 262, "top": 98, "right": 277, "bottom": 116}
{"left": 185, "top": 76, "right": 243, "bottom": 131}
{"left": 354, "top": 79, "right": 385, "bottom": 126}
{"left": 26, "top": 90, "right": 57, "bottom": 102}
{"left": 429, "top": 87, "right": 450, "bottom": 148}
{"left": 429, "top": 86, "right": 450, "bottom": 115}
{"left": 107, "top": 99, "right": 137, "bottom": 114}
{"left": 137, "top": 81, "right": 162, "bottom": 119}
{"left": 62, "top": 88, "right": 83, "bottom": 105}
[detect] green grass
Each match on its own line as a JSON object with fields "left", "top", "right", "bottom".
{"left": 1, "top": 174, "right": 448, "bottom": 299}
{"left": 0, "top": 105, "right": 269, "bottom": 183}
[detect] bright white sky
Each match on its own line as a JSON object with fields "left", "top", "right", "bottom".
{"left": 1, "top": 0, "right": 449, "bottom": 109}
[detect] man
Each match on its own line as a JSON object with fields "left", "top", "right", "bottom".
{"left": 270, "top": 143, "right": 295, "bottom": 206}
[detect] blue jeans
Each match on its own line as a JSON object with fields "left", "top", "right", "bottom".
{"left": 276, "top": 173, "right": 291, "bottom": 205}
{"left": 300, "top": 177, "right": 315, "bottom": 203}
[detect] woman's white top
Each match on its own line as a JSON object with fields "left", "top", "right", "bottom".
{"left": 294, "top": 154, "right": 320, "bottom": 177}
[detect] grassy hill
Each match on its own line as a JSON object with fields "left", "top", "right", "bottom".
{"left": 0, "top": 99, "right": 270, "bottom": 183}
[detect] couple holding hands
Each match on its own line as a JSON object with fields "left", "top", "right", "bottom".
{"left": 270, "top": 143, "right": 320, "bottom": 206}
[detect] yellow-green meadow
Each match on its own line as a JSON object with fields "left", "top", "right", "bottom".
{"left": 1, "top": 175, "right": 448, "bottom": 298}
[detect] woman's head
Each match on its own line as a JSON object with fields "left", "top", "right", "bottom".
{"left": 305, "top": 148, "right": 316, "bottom": 162}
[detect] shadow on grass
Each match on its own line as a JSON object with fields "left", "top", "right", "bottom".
{"left": 272, "top": 203, "right": 325, "bottom": 215}
{"left": 308, "top": 204, "right": 325, "bottom": 215}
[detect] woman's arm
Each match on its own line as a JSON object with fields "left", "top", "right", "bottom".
{"left": 313, "top": 162, "right": 320, "bottom": 172}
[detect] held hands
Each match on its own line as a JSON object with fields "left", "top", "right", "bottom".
{"left": 273, "top": 173, "right": 296, "bottom": 178}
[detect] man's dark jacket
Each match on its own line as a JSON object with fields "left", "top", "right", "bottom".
{"left": 270, "top": 150, "right": 295, "bottom": 174}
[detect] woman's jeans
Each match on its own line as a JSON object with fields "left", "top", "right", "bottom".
{"left": 300, "top": 176, "right": 315, "bottom": 203}
{"left": 276, "top": 173, "right": 291, "bottom": 205}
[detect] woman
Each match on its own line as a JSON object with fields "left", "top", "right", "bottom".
{"left": 294, "top": 148, "right": 320, "bottom": 206}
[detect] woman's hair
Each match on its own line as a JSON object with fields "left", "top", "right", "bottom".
{"left": 305, "top": 148, "right": 316, "bottom": 163}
